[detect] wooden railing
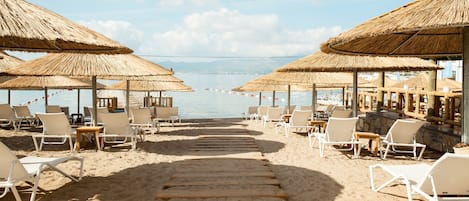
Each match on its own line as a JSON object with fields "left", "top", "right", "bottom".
{"left": 345, "top": 88, "right": 462, "bottom": 126}
{"left": 144, "top": 96, "right": 173, "bottom": 107}
{"left": 97, "top": 97, "right": 118, "bottom": 112}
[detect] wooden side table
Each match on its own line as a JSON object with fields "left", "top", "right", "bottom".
{"left": 75, "top": 126, "right": 103, "bottom": 152}
{"left": 282, "top": 114, "right": 292, "bottom": 123}
{"left": 354, "top": 131, "right": 381, "bottom": 157}
{"left": 309, "top": 120, "right": 327, "bottom": 133}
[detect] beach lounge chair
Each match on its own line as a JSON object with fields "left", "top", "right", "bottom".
{"left": 130, "top": 107, "right": 159, "bottom": 140}
{"left": 0, "top": 141, "right": 83, "bottom": 201}
{"left": 262, "top": 107, "right": 283, "bottom": 128}
{"left": 256, "top": 105, "right": 268, "bottom": 123}
{"left": 13, "top": 105, "right": 37, "bottom": 130}
{"left": 369, "top": 153, "right": 469, "bottom": 201}
{"left": 155, "top": 107, "right": 180, "bottom": 126}
{"left": 85, "top": 107, "right": 109, "bottom": 126}
{"left": 381, "top": 119, "right": 426, "bottom": 160}
{"left": 300, "top": 105, "right": 313, "bottom": 111}
{"left": 99, "top": 112, "right": 137, "bottom": 151}
{"left": 45, "top": 105, "right": 62, "bottom": 113}
{"left": 284, "top": 110, "right": 312, "bottom": 137}
{"left": 283, "top": 105, "right": 296, "bottom": 114}
{"left": 243, "top": 106, "right": 258, "bottom": 120}
{"left": 0, "top": 104, "right": 18, "bottom": 130}
{"left": 34, "top": 113, "right": 74, "bottom": 152}
{"left": 330, "top": 109, "right": 352, "bottom": 118}
{"left": 309, "top": 117, "right": 361, "bottom": 158}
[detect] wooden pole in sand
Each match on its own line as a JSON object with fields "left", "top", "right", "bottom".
{"left": 376, "top": 72, "right": 385, "bottom": 112}
{"left": 126, "top": 80, "right": 130, "bottom": 116}
{"left": 272, "top": 90, "right": 276, "bottom": 107}
{"left": 287, "top": 85, "right": 291, "bottom": 113}
{"left": 258, "top": 92, "right": 262, "bottom": 106}
{"left": 77, "top": 89, "right": 80, "bottom": 113}
{"left": 462, "top": 27, "right": 469, "bottom": 143}
{"left": 352, "top": 70, "right": 358, "bottom": 117}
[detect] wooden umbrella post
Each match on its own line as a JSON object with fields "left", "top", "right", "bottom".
{"left": 463, "top": 27, "right": 469, "bottom": 144}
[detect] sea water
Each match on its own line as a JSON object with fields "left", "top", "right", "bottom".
{"left": 0, "top": 73, "right": 341, "bottom": 119}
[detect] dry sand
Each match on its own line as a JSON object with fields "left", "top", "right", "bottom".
{"left": 0, "top": 118, "right": 441, "bottom": 201}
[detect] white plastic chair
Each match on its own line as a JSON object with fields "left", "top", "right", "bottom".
{"left": 256, "top": 105, "right": 268, "bottom": 123}
{"left": 99, "top": 112, "right": 137, "bottom": 151}
{"left": 370, "top": 153, "right": 469, "bottom": 201}
{"left": 262, "top": 107, "right": 283, "bottom": 128}
{"left": 13, "top": 105, "right": 36, "bottom": 130}
{"left": 309, "top": 117, "right": 361, "bottom": 158}
{"left": 0, "top": 104, "right": 18, "bottom": 130}
{"left": 244, "top": 106, "right": 258, "bottom": 120}
{"left": 284, "top": 110, "right": 311, "bottom": 137}
{"left": 0, "top": 142, "right": 83, "bottom": 201}
{"left": 130, "top": 107, "right": 159, "bottom": 140}
{"left": 34, "top": 113, "right": 74, "bottom": 152}
{"left": 381, "top": 119, "right": 426, "bottom": 160}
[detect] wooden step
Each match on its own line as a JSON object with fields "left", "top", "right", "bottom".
{"left": 156, "top": 186, "right": 287, "bottom": 199}
{"left": 172, "top": 171, "right": 275, "bottom": 178}
{"left": 164, "top": 177, "right": 280, "bottom": 187}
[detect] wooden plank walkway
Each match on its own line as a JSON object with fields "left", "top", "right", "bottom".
{"left": 155, "top": 136, "right": 288, "bottom": 201}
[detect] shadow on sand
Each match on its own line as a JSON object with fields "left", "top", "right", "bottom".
{"left": 12, "top": 158, "right": 343, "bottom": 201}
{"left": 138, "top": 138, "right": 285, "bottom": 156}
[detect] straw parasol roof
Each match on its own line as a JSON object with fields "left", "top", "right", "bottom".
{"left": 0, "top": 76, "right": 93, "bottom": 89}
{"left": 6, "top": 53, "right": 173, "bottom": 78}
{"left": 0, "top": 51, "right": 24, "bottom": 72}
{"left": 320, "top": 0, "right": 467, "bottom": 57}
{"left": 390, "top": 72, "right": 462, "bottom": 91}
{"left": 107, "top": 80, "right": 192, "bottom": 92}
{"left": 246, "top": 71, "right": 357, "bottom": 87}
{"left": 232, "top": 81, "right": 312, "bottom": 92}
{"left": 276, "top": 51, "right": 442, "bottom": 72}
{"left": 359, "top": 76, "right": 399, "bottom": 88}
{"left": 0, "top": 0, "right": 132, "bottom": 54}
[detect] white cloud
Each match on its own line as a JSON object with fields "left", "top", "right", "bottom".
{"left": 78, "top": 20, "right": 144, "bottom": 52}
{"left": 143, "top": 8, "right": 342, "bottom": 58}
{"left": 77, "top": 9, "right": 342, "bottom": 60}
{"left": 158, "top": 0, "right": 219, "bottom": 7}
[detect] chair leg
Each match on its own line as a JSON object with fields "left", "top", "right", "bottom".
{"left": 29, "top": 173, "right": 41, "bottom": 201}
{"left": 10, "top": 186, "right": 21, "bottom": 201}
{"left": 383, "top": 144, "right": 391, "bottom": 159}
{"left": 417, "top": 146, "right": 426, "bottom": 160}
{"left": 69, "top": 137, "right": 74, "bottom": 152}
{"left": 319, "top": 142, "right": 325, "bottom": 157}
{"left": 32, "top": 136, "right": 39, "bottom": 151}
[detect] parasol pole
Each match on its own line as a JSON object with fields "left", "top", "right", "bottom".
{"left": 258, "top": 92, "right": 262, "bottom": 105}
{"left": 159, "top": 91, "right": 162, "bottom": 106}
{"left": 376, "top": 72, "right": 384, "bottom": 112}
{"left": 272, "top": 90, "right": 276, "bottom": 107}
{"left": 312, "top": 83, "right": 316, "bottom": 114}
{"left": 44, "top": 87, "right": 48, "bottom": 106}
{"left": 126, "top": 80, "right": 130, "bottom": 116}
{"left": 7, "top": 89, "right": 10, "bottom": 104}
{"left": 463, "top": 27, "right": 469, "bottom": 144}
{"left": 352, "top": 69, "right": 358, "bottom": 117}
{"left": 77, "top": 89, "right": 80, "bottom": 113}
{"left": 92, "top": 76, "right": 97, "bottom": 126}
{"left": 287, "top": 85, "right": 291, "bottom": 114}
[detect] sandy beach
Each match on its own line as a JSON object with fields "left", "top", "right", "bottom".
{"left": 0, "top": 118, "right": 441, "bottom": 201}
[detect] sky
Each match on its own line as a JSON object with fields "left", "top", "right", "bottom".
{"left": 20, "top": 0, "right": 413, "bottom": 63}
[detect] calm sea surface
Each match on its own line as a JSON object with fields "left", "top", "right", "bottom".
{"left": 0, "top": 72, "right": 342, "bottom": 119}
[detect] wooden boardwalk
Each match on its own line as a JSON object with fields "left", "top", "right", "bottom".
{"left": 156, "top": 136, "right": 288, "bottom": 201}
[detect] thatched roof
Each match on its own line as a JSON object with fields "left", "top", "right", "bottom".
{"left": 390, "top": 72, "right": 462, "bottom": 91}
{"left": 276, "top": 51, "right": 441, "bottom": 72}
{"left": 321, "top": 0, "right": 467, "bottom": 57}
{"left": 249, "top": 72, "right": 354, "bottom": 86}
{"left": 106, "top": 80, "right": 192, "bottom": 92}
{"left": 232, "top": 79, "right": 313, "bottom": 92}
{"left": 0, "top": 76, "right": 93, "bottom": 89}
{"left": 6, "top": 53, "right": 173, "bottom": 78}
{"left": 0, "top": 51, "right": 24, "bottom": 72}
{"left": 0, "top": 0, "right": 132, "bottom": 54}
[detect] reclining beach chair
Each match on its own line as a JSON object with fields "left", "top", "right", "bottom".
{"left": 309, "top": 117, "right": 361, "bottom": 158}
{"left": 13, "top": 105, "right": 37, "bottom": 130}
{"left": 0, "top": 104, "right": 18, "bottom": 130}
{"left": 381, "top": 119, "right": 426, "bottom": 160}
{"left": 244, "top": 106, "right": 258, "bottom": 120}
{"left": 45, "top": 105, "right": 62, "bottom": 113}
{"left": 34, "top": 113, "right": 74, "bottom": 152}
{"left": 256, "top": 105, "right": 268, "bottom": 123}
{"left": 0, "top": 141, "right": 83, "bottom": 201}
{"left": 284, "top": 110, "right": 311, "bottom": 137}
{"left": 283, "top": 105, "right": 296, "bottom": 114}
{"left": 262, "top": 107, "right": 283, "bottom": 128}
{"left": 130, "top": 107, "right": 159, "bottom": 140}
{"left": 369, "top": 153, "right": 469, "bottom": 201}
{"left": 99, "top": 112, "right": 137, "bottom": 151}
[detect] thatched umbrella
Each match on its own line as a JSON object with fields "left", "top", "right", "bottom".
{"left": 244, "top": 71, "right": 362, "bottom": 113}
{"left": 0, "top": 76, "right": 94, "bottom": 110}
{"left": 6, "top": 53, "right": 173, "bottom": 125}
{"left": 107, "top": 80, "right": 192, "bottom": 92}
{"left": 391, "top": 73, "right": 462, "bottom": 91}
{"left": 320, "top": 0, "right": 469, "bottom": 143}
{"left": 0, "top": 51, "right": 25, "bottom": 104}
{"left": 0, "top": 0, "right": 131, "bottom": 54}
{"left": 359, "top": 76, "right": 398, "bottom": 88}
{"left": 276, "top": 51, "right": 441, "bottom": 116}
